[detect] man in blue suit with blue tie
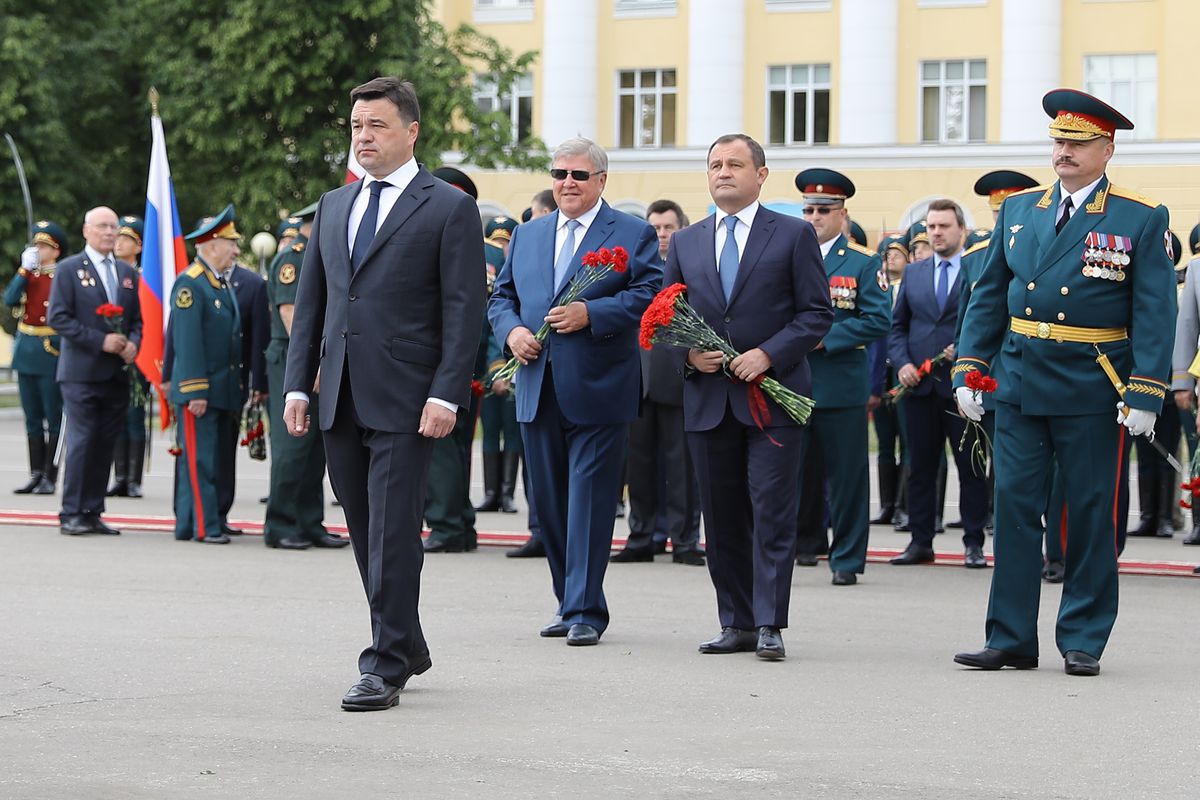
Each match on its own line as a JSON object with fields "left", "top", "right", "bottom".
{"left": 663, "top": 134, "right": 832, "bottom": 660}
{"left": 488, "top": 137, "right": 661, "bottom": 647}
{"left": 888, "top": 199, "right": 989, "bottom": 568}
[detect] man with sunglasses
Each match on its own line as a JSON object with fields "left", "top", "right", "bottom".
{"left": 792, "top": 169, "right": 892, "bottom": 585}
{"left": 489, "top": 137, "right": 661, "bottom": 647}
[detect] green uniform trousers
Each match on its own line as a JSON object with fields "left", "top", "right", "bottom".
{"left": 175, "top": 405, "right": 228, "bottom": 541}
{"left": 796, "top": 405, "right": 871, "bottom": 574}
{"left": 18, "top": 373, "right": 63, "bottom": 436}
{"left": 264, "top": 341, "right": 327, "bottom": 545}
{"left": 424, "top": 397, "right": 479, "bottom": 548}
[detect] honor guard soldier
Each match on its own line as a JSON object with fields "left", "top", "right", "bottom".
{"left": 263, "top": 201, "right": 346, "bottom": 549}
{"left": 107, "top": 215, "right": 150, "bottom": 498}
{"left": 906, "top": 221, "right": 931, "bottom": 263}
{"left": 5, "top": 220, "right": 67, "bottom": 494}
{"left": 953, "top": 89, "right": 1175, "bottom": 677}
{"left": 171, "top": 206, "right": 244, "bottom": 544}
{"left": 792, "top": 169, "right": 892, "bottom": 585}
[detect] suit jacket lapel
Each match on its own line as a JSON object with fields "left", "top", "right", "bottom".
{"left": 335, "top": 179, "right": 362, "bottom": 270}
{"left": 727, "top": 209, "right": 776, "bottom": 308}
{"left": 940, "top": 266, "right": 964, "bottom": 322}
{"left": 356, "top": 169, "right": 433, "bottom": 274}
{"left": 824, "top": 234, "right": 846, "bottom": 276}
{"left": 692, "top": 217, "right": 723, "bottom": 302}
{"left": 537, "top": 216, "right": 556, "bottom": 301}
{"left": 1034, "top": 177, "right": 1108, "bottom": 280}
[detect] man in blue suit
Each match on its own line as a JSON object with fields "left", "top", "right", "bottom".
{"left": 488, "top": 137, "right": 661, "bottom": 647}
{"left": 663, "top": 134, "right": 832, "bottom": 660}
{"left": 888, "top": 198, "right": 989, "bottom": 568}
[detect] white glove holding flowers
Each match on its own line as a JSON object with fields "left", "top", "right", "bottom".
{"left": 955, "top": 386, "right": 984, "bottom": 422}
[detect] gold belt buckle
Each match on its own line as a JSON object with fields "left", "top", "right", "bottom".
{"left": 1036, "top": 322, "right": 1051, "bottom": 339}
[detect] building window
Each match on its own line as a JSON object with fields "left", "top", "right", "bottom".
{"left": 1084, "top": 54, "right": 1157, "bottom": 140}
{"left": 474, "top": 0, "right": 534, "bottom": 23}
{"left": 766, "top": 64, "right": 831, "bottom": 145}
{"left": 617, "top": 69, "right": 677, "bottom": 149}
{"left": 614, "top": 0, "right": 677, "bottom": 18}
{"left": 474, "top": 73, "right": 534, "bottom": 143}
{"left": 920, "top": 59, "right": 987, "bottom": 143}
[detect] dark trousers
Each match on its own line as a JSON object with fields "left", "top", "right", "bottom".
{"left": 265, "top": 341, "right": 327, "bottom": 544}
{"left": 521, "top": 369, "right": 627, "bottom": 633}
{"left": 324, "top": 376, "right": 433, "bottom": 685}
{"left": 19, "top": 373, "right": 63, "bottom": 436}
{"left": 1044, "top": 465, "right": 1067, "bottom": 564}
{"left": 798, "top": 406, "right": 872, "bottom": 574}
{"left": 689, "top": 410, "right": 804, "bottom": 630}
{"left": 987, "top": 403, "right": 1126, "bottom": 659}
{"left": 175, "top": 405, "right": 228, "bottom": 541}
{"left": 903, "top": 392, "right": 987, "bottom": 549}
{"left": 425, "top": 397, "right": 479, "bottom": 547}
{"left": 59, "top": 379, "right": 127, "bottom": 519}
{"left": 795, "top": 439, "right": 828, "bottom": 557}
{"left": 626, "top": 400, "right": 700, "bottom": 552}
{"left": 216, "top": 406, "right": 239, "bottom": 522}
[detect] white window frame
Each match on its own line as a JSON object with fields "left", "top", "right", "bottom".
{"left": 765, "top": 63, "right": 832, "bottom": 146}
{"left": 614, "top": 0, "right": 677, "bottom": 19}
{"left": 473, "top": 73, "right": 535, "bottom": 144}
{"left": 1084, "top": 53, "right": 1157, "bottom": 140}
{"left": 473, "top": 0, "right": 534, "bottom": 24}
{"left": 919, "top": 59, "right": 987, "bottom": 143}
{"left": 615, "top": 68, "right": 678, "bottom": 150}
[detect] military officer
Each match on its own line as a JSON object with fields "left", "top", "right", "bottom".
{"left": 107, "top": 215, "right": 149, "bottom": 498}
{"left": 792, "top": 169, "right": 892, "bottom": 585}
{"left": 4, "top": 220, "right": 67, "bottom": 494}
{"left": 953, "top": 89, "right": 1175, "bottom": 677}
{"left": 171, "top": 206, "right": 244, "bottom": 544}
{"left": 263, "top": 202, "right": 345, "bottom": 550}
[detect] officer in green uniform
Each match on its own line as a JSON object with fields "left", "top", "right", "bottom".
{"left": 4, "top": 220, "right": 67, "bottom": 494}
{"left": 171, "top": 205, "right": 244, "bottom": 544}
{"left": 792, "top": 169, "right": 892, "bottom": 585}
{"left": 263, "top": 202, "right": 346, "bottom": 550}
{"left": 953, "top": 89, "right": 1175, "bottom": 676}
{"left": 107, "top": 215, "right": 150, "bottom": 497}
{"left": 476, "top": 215, "right": 522, "bottom": 514}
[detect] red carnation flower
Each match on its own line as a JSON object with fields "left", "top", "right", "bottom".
{"left": 965, "top": 371, "right": 998, "bottom": 393}
{"left": 96, "top": 303, "right": 124, "bottom": 318}
{"left": 596, "top": 247, "right": 613, "bottom": 265}
{"left": 611, "top": 246, "right": 629, "bottom": 273}
{"left": 582, "top": 251, "right": 600, "bottom": 267}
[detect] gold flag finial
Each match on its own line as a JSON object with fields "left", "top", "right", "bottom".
{"left": 148, "top": 87, "right": 160, "bottom": 116}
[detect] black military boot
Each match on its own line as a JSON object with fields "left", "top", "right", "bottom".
{"left": 871, "top": 457, "right": 897, "bottom": 525}
{"left": 14, "top": 435, "right": 45, "bottom": 494}
{"left": 127, "top": 440, "right": 145, "bottom": 498}
{"left": 33, "top": 434, "right": 59, "bottom": 495}
{"left": 474, "top": 452, "right": 502, "bottom": 512}
{"left": 500, "top": 450, "right": 520, "bottom": 514}
{"left": 1157, "top": 472, "right": 1177, "bottom": 538}
{"left": 893, "top": 465, "right": 910, "bottom": 532}
{"left": 107, "top": 435, "right": 130, "bottom": 497}
{"left": 1130, "top": 464, "right": 1157, "bottom": 536}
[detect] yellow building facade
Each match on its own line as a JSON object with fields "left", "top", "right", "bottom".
{"left": 438, "top": 0, "right": 1200, "bottom": 246}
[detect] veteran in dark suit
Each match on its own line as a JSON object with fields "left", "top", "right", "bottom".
{"left": 953, "top": 89, "right": 1175, "bottom": 677}
{"left": 664, "top": 134, "right": 832, "bottom": 660}
{"left": 284, "top": 77, "right": 484, "bottom": 711}
{"left": 48, "top": 207, "right": 142, "bottom": 537}
{"left": 489, "top": 137, "right": 661, "bottom": 647}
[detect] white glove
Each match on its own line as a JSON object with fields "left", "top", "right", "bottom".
{"left": 20, "top": 245, "right": 39, "bottom": 271}
{"left": 955, "top": 386, "right": 984, "bottom": 422}
{"left": 1117, "top": 402, "right": 1156, "bottom": 437}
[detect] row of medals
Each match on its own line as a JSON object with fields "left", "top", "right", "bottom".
{"left": 832, "top": 285, "right": 857, "bottom": 309}
{"left": 1081, "top": 247, "right": 1128, "bottom": 282}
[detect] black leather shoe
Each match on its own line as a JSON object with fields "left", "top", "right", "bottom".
{"left": 126, "top": 482, "right": 142, "bottom": 498}
{"left": 398, "top": 654, "right": 432, "bottom": 689}
{"left": 106, "top": 481, "right": 128, "bottom": 497}
{"left": 1183, "top": 525, "right": 1200, "bottom": 545}
{"left": 267, "top": 537, "right": 311, "bottom": 550}
{"left": 796, "top": 553, "right": 819, "bottom": 567}
{"left": 259, "top": 495, "right": 269, "bottom": 504}
{"left": 566, "top": 623, "right": 600, "bottom": 646}
{"left": 341, "top": 673, "right": 400, "bottom": 711}
{"left": 953, "top": 647, "right": 1038, "bottom": 670}
{"left": 311, "top": 532, "right": 350, "bottom": 548}
{"left": 499, "top": 496, "right": 518, "bottom": 514}
{"left": 947, "top": 519, "right": 964, "bottom": 529}
{"left": 893, "top": 511, "right": 911, "bottom": 532}
{"left": 198, "top": 534, "right": 231, "bottom": 544}
{"left": 672, "top": 549, "right": 705, "bottom": 566}
{"left": 221, "top": 523, "right": 244, "bottom": 536}
{"left": 31, "top": 476, "right": 56, "bottom": 495}
{"left": 831, "top": 571, "right": 857, "bottom": 586}
{"left": 890, "top": 544, "right": 935, "bottom": 565}
{"left": 610, "top": 546, "right": 653, "bottom": 563}
{"left": 1156, "top": 521, "right": 1176, "bottom": 539}
{"left": 756, "top": 627, "right": 785, "bottom": 660}
{"left": 60, "top": 516, "right": 92, "bottom": 536}
{"left": 423, "top": 537, "right": 465, "bottom": 553}
{"left": 1064, "top": 650, "right": 1100, "bottom": 676}
{"left": 506, "top": 538, "right": 546, "bottom": 558}
{"left": 698, "top": 627, "right": 757, "bottom": 654}
{"left": 539, "top": 616, "right": 568, "bottom": 638}
{"left": 934, "top": 516, "right": 945, "bottom": 534}
{"left": 964, "top": 546, "right": 988, "bottom": 569}
{"left": 90, "top": 517, "right": 121, "bottom": 536}
{"left": 870, "top": 508, "right": 895, "bottom": 525}
{"left": 1042, "top": 560, "right": 1065, "bottom": 583}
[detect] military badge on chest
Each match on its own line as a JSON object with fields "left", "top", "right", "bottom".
{"left": 1081, "top": 232, "right": 1130, "bottom": 282}
{"left": 830, "top": 276, "right": 858, "bottom": 310}
{"left": 77, "top": 268, "right": 96, "bottom": 287}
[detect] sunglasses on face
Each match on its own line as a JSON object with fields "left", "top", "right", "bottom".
{"left": 550, "top": 168, "right": 606, "bottom": 182}
{"left": 801, "top": 206, "right": 842, "bottom": 216}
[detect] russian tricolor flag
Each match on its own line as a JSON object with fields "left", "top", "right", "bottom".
{"left": 137, "top": 103, "right": 188, "bottom": 421}
{"left": 345, "top": 146, "right": 364, "bottom": 185}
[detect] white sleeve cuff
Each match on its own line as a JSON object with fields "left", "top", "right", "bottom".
{"left": 285, "top": 391, "right": 309, "bottom": 404}
{"left": 427, "top": 397, "right": 458, "bottom": 414}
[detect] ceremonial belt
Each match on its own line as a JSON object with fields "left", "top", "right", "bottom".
{"left": 1010, "top": 317, "right": 1126, "bottom": 344}
{"left": 17, "top": 323, "right": 56, "bottom": 337}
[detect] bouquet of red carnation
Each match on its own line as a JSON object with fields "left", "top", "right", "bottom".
{"left": 1181, "top": 448, "right": 1200, "bottom": 509}
{"left": 489, "top": 246, "right": 630, "bottom": 387}
{"left": 887, "top": 352, "right": 951, "bottom": 403}
{"left": 958, "top": 370, "right": 998, "bottom": 476}
{"left": 639, "top": 282, "right": 815, "bottom": 427}
{"left": 239, "top": 398, "right": 267, "bottom": 461}
{"left": 96, "top": 303, "right": 148, "bottom": 407}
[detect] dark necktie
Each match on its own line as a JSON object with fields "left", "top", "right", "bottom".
{"left": 351, "top": 180, "right": 390, "bottom": 270}
{"left": 936, "top": 260, "right": 950, "bottom": 312}
{"left": 1055, "top": 195, "right": 1074, "bottom": 235}
{"left": 719, "top": 215, "right": 740, "bottom": 302}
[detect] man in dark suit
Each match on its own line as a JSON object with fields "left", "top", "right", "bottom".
{"left": 48, "top": 206, "right": 142, "bottom": 536}
{"left": 488, "top": 137, "right": 661, "bottom": 647}
{"left": 283, "top": 77, "right": 484, "bottom": 711}
{"left": 888, "top": 199, "right": 989, "bottom": 568}
{"left": 612, "top": 198, "right": 704, "bottom": 566}
{"left": 664, "top": 133, "right": 832, "bottom": 660}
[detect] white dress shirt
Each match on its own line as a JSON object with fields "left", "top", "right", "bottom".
{"left": 85, "top": 244, "right": 118, "bottom": 301}
{"left": 1058, "top": 175, "right": 1104, "bottom": 225}
{"left": 554, "top": 200, "right": 604, "bottom": 264}
{"left": 819, "top": 235, "right": 838, "bottom": 260}
{"left": 713, "top": 201, "right": 759, "bottom": 270}
{"left": 932, "top": 250, "right": 964, "bottom": 303}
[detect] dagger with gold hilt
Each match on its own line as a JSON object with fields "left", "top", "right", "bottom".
{"left": 1094, "top": 345, "right": 1181, "bottom": 471}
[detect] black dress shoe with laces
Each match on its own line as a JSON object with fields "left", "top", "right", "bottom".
{"left": 90, "top": 517, "right": 121, "bottom": 535}
{"left": 311, "top": 532, "right": 350, "bottom": 548}
{"left": 60, "top": 515, "right": 92, "bottom": 536}
{"left": 890, "top": 544, "right": 935, "bottom": 565}
{"left": 267, "top": 537, "right": 311, "bottom": 550}
{"left": 539, "top": 616, "right": 568, "bottom": 637}
{"left": 341, "top": 673, "right": 400, "bottom": 711}
{"left": 672, "top": 549, "right": 705, "bottom": 566}
{"left": 831, "top": 571, "right": 857, "bottom": 586}
{"left": 756, "top": 627, "right": 785, "bottom": 660}
{"left": 953, "top": 647, "right": 1038, "bottom": 670}
{"left": 506, "top": 538, "right": 546, "bottom": 558}
{"left": 566, "top": 623, "right": 600, "bottom": 646}
{"left": 610, "top": 546, "right": 654, "bottom": 563}
{"left": 698, "top": 627, "right": 757, "bottom": 654}
{"left": 795, "top": 553, "right": 819, "bottom": 567}
{"left": 1063, "top": 650, "right": 1100, "bottom": 676}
